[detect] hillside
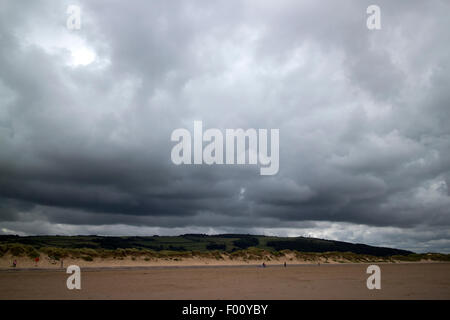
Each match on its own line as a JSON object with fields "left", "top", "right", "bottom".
{"left": 0, "top": 234, "right": 412, "bottom": 257}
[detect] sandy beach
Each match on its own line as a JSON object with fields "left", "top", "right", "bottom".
{"left": 0, "top": 263, "right": 449, "bottom": 300}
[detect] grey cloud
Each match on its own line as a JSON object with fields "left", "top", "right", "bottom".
{"left": 0, "top": 0, "right": 449, "bottom": 252}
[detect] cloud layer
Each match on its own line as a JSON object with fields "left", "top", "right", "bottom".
{"left": 1, "top": 0, "right": 449, "bottom": 252}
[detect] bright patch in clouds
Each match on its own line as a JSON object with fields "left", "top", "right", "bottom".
{"left": 69, "top": 45, "right": 96, "bottom": 66}
{"left": 23, "top": 22, "right": 97, "bottom": 67}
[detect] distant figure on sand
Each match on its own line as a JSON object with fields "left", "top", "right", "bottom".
{"left": 284, "top": 262, "right": 286, "bottom": 267}
{"left": 61, "top": 259, "right": 64, "bottom": 269}
{"left": 12, "top": 260, "right": 17, "bottom": 268}
{"left": 35, "top": 257, "right": 39, "bottom": 267}
{"left": 262, "top": 262, "right": 266, "bottom": 268}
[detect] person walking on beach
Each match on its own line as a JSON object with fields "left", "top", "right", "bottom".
{"left": 12, "top": 259, "right": 17, "bottom": 268}
{"left": 35, "top": 257, "right": 39, "bottom": 267}
{"left": 60, "top": 259, "right": 64, "bottom": 269}
{"left": 262, "top": 262, "right": 266, "bottom": 268}
{"left": 284, "top": 262, "right": 286, "bottom": 267}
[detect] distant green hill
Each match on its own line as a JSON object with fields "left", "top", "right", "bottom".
{"left": 0, "top": 234, "right": 412, "bottom": 257}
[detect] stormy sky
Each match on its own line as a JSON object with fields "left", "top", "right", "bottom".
{"left": 1, "top": 0, "right": 449, "bottom": 253}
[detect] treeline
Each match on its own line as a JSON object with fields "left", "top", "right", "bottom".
{"left": 266, "top": 238, "right": 412, "bottom": 257}
{"left": 0, "top": 234, "right": 414, "bottom": 257}
{"left": 205, "top": 237, "right": 260, "bottom": 250}
{"left": 0, "top": 235, "right": 185, "bottom": 251}
{"left": 232, "top": 237, "right": 259, "bottom": 249}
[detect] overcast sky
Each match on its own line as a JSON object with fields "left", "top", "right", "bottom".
{"left": 0, "top": 0, "right": 449, "bottom": 253}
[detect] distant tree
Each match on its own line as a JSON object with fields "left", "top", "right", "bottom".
{"left": 233, "top": 237, "right": 259, "bottom": 249}
{"left": 206, "top": 243, "right": 226, "bottom": 250}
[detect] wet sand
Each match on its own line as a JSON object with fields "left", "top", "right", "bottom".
{"left": 0, "top": 263, "right": 449, "bottom": 299}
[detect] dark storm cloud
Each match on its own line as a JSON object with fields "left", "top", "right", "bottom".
{"left": 0, "top": 0, "right": 449, "bottom": 252}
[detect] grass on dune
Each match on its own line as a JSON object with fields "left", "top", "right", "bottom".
{"left": 1, "top": 242, "right": 449, "bottom": 263}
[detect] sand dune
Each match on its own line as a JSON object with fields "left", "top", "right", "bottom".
{"left": 0, "top": 252, "right": 440, "bottom": 270}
